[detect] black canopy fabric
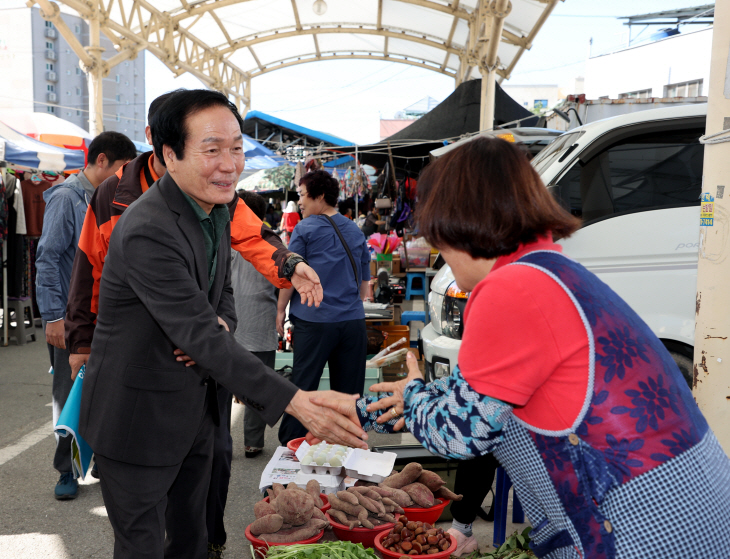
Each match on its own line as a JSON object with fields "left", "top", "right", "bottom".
{"left": 387, "top": 79, "right": 538, "bottom": 142}
{"left": 333, "top": 79, "right": 539, "bottom": 171}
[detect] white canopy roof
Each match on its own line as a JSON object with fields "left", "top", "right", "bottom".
{"left": 42, "top": 0, "right": 560, "bottom": 109}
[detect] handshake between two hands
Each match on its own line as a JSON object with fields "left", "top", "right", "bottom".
{"left": 286, "top": 352, "right": 424, "bottom": 449}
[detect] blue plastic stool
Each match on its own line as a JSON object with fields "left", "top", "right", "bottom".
{"left": 400, "top": 310, "right": 426, "bottom": 326}
{"left": 400, "top": 311, "right": 427, "bottom": 347}
{"left": 405, "top": 272, "right": 427, "bottom": 300}
{"left": 493, "top": 467, "right": 525, "bottom": 547}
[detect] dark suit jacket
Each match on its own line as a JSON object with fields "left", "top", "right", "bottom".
{"left": 79, "top": 173, "right": 298, "bottom": 467}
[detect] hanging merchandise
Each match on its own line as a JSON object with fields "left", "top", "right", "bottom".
{"left": 294, "top": 160, "right": 304, "bottom": 187}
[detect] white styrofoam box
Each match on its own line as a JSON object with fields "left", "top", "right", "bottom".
{"left": 343, "top": 449, "right": 398, "bottom": 483}
{"left": 293, "top": 471, "right": 345, "bottom": 495}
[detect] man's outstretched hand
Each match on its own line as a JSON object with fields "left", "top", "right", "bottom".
{"left": 285, "top": 390, "right": 368, "bottom": 449}
{"left": 291, "top": 263, "right": 323, "bottom": 308}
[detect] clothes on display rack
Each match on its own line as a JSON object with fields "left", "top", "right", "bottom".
{"left": 21, "top": 177, "right": 54, "bottom": 237}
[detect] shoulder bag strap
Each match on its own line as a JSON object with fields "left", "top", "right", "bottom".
{"left": 323, "top": 214, "right": 360, "bottom": 288}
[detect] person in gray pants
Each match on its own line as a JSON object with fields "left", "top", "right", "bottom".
{"left": 231, "top": 191, "right": 280, "bottom": 458}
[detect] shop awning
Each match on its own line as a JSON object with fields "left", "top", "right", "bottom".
{"left": 0, "top": 122, "right": 85, "bottom": 172}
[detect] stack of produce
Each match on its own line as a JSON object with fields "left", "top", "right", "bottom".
{"left": 356, "top": 462, "right": 462, "bottom": 507}
{"left": 380, "top": 518, "right": 453, "bottom": 555}
{"left": 327, "top": 486, "right": 404, "bottom": 529}
{"left": 251, "top": 481, "right": 329, "bottom": 543}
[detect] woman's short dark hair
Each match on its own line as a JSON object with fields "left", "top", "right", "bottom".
{"left": 300, "top": 170, "right": 339, "bottom": 207}
{"left": 417, "top": 136, "right": 580, "bottom": 259}
{"left": 150, "top": 89, "right": 244, "bottom": 167}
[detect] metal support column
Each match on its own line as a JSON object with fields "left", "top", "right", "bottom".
{"left": 479, "top": 0, "right": 511, "bottom": 131}
{"left": 87, "top": 15, "right": 105, "bottom": 137}
{"left": 694, "top": 2, "right": 730, "bottom": 453}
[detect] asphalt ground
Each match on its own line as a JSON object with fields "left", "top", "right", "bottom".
{"left": 0, "top": 337, "right": 525, "bottom": 558}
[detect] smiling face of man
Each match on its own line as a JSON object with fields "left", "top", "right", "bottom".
{"left": 163, "top": 104, "right": 245, "bottom": 213}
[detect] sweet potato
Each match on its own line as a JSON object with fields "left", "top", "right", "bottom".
{"left": 250, "top": 514, "right": 284, "bottom": 536}
{"left": 402, "top": 483, "right": 434, "bottom": 508}
{"left": 259, "top": 519, "right": 327, "bottom": 543}
{"left": 337, "top": 491, "right": 360, "bottom": 506}
{"left": 272, "top": 483, "right": 286, "bottom": 498}
{"left": 329, "top": 494, "right": 367, "bottom": 518}
{"left": 274, "top": 488, "right": 314, "bottom": 526}
{"left": 266, "top": 488, "right": 276, "bottom": 501}
{"left": 382, "top": 462, "right": 423, "bottom": 489}
{"left": 329, "top": 509, "right": 357, "bottom": 529}
{"left": 310, "top": 507, "right": 327, "bottom": 521}
{"left": 306, "top": 480, "right": 324, "bottom": 507}
{"left": 382, "top": 497, "right": 405, "bottom": 514}
{"left": 354, "top": 492, "right": 385, "bottom": 516}
{"left": 369, "top": 486, "right": 413, "bottom": 507}
{"left": 416, "top": 470, "right": 446, "bottom": 492}
{"left": 254, "top": 500, "right": 277, "bottom": 519}
{"left": 434, "top": 486, "right": 463, "bottom": 502}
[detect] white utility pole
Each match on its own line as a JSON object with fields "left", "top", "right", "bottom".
{"left": 694, "top": 1, "right": 730, "bottom": 454}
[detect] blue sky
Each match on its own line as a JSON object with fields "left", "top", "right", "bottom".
{"left": 27, "top": 0, "right": 707, "bottom": 145}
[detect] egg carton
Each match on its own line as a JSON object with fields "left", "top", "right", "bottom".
{"left": 295, "top": 441, "right": 353, "bottom": 476}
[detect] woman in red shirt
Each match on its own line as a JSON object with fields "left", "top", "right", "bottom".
{"left": 316, "top": 137, "right": 730, "bottom": 559}
{"left": 279, "top": 200, "right": 301, "bottom": 246}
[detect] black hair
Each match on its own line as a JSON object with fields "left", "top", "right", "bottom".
{"left": 87, "top": 131, "right": 137, "bottom": 168}
{"left": 300, "top": 170, "right": 339, "bottom": 207}
{"left": 147, "top": 90, "right": 183, "bottom": 124}
{"left": 150, "top": 89, "right": 244, "bottom": 168}
{"left": 239, "top": 190, "right": 267, "bottom": 221}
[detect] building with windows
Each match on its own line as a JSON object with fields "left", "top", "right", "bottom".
{"left": 584, "top": 27, "right": 711, "bottom": 102}
{"left": 0, "top": 6, "right": 144, "bottom": 140}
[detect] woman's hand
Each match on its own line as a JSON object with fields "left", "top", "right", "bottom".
{"left": 276, "top": 309, "right": 286, "bottom": 337}
{"left": 367, "top": 352, "right": 423, "bottom": 428}
{"left": 291, "top": 263, "right": 323, "bottom": 308}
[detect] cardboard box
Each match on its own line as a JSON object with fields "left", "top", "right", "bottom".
{"left": 370, "top": 260, "right": 377, "bottom": 277}
{"left": 392, "top": 254, "right": 401, "bottom": 274}
{"left": 430, "top": 253, "right": 438, "bottom": 268}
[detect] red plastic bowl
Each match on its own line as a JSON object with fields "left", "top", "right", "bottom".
{"left": 325, "top": 512, "right": 398, "bottom": 548}
{"left": 401, "top": 499, "right": 451, "bottom": 524}
{"left": 287, "top": 437, "right": 306, "bottom": 453}
{"left": 263, "top": 493, "right": 331, "bottom": 513}
{"left": 374, "top": 529, "right": 457, "bottom": 559}
{"left": 245, "top": 524, "right": 324, "bottom": 558}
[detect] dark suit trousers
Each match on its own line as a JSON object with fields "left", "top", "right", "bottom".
{"left": 206, "top": 384, "right": 233, "bottom": 546}
{"left": 95, "top": 398, "right": 216, "bottom": 559}
{"left": 278, "top": 317, "right": 367, "bottom": 445}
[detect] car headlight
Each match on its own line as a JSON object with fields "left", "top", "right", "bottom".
{"left": 441, "top": 282, "right": 469, "bottom": 339}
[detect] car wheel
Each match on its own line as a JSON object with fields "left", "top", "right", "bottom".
{"left": 668, "top": 350, "right": 693, "bottom": 390}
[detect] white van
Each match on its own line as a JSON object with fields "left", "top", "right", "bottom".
{"left": 422, "top": 103, "right": 706, "bottom": 388}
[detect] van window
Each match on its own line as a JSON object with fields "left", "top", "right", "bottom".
{"left": 552, "top": 128, "right": 703, "bottom": 223}
{"left": 531, "top": 131, "right": 584, "bottom": 175}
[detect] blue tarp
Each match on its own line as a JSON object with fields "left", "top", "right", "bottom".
{"left": 245, "top": 111, "right": 353, "bottom": 147}
{"left": 0, "top": 121, "right": 85, "bottom": 171}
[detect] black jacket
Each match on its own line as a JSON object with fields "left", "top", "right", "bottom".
{"left": 79, "top": 173, "right": 298, "bottom": 467}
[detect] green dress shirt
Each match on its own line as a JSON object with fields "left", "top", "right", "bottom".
{"left": 180, "top": 189, "right": 230, "bottom": 293}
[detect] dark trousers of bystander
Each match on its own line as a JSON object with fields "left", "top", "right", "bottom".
{"left": 44, "top": 320, "right": 73, "bottom": 474}
{"left": 243, "top": 350, "right": 277, "bottom": 449}
{"left": 450, "top": 453, "right": 500, "bottom": 524}
{"left": 95, "top": 398, "right": 216, "bottom": 559}
{"left": 278, "top": 317, "right": 367, "bottom": 445}
{"left": 207, "top": 384, "right": 233, "bottom": 547}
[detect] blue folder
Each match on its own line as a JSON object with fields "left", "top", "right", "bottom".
{"left": 54, "top": 365, "right": 94, "bottom": 479}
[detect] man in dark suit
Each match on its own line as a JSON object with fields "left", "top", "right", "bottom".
{"left": 79, "top": 89, "right": 368, "bottom": 559}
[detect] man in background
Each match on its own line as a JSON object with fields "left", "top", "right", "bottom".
{"left": 231, "top": 190, "right": 279, "bottom": 460}
{"left": 36, "top": 131, "right": 137, "bottom": 500}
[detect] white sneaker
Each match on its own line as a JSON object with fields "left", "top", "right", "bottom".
{"left": 447, "top": 528, "right": 478, "bottom": 556}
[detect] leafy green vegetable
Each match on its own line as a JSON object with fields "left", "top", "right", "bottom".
{"left": 261, "top": 541, "right": 378, "bottom": 559}
{"left": 460, "top": 527, "right": 535, "bottom": 559}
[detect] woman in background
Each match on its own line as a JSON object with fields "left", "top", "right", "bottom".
{"left": 279, "top": 200, "right": 301, "bottom": 246}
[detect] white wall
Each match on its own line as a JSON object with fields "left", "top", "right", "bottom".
{"left": 502, "top": 84, "right": 561, "bottom": 111}
{"left": 585, "top": 27, "right": 713, "bottom": 99}
{"left": 0, "top": 9, "right": 34, "bottom": 112}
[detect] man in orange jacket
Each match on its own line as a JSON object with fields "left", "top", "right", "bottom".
{"left": 65, "top": 92, "right": 322, "bottom": 558}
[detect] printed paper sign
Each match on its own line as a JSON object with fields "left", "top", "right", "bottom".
{"left": 701, "top": 192, "right": 714, "bottom": 226}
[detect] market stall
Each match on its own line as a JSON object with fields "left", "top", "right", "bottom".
{"left": 1, "top": 121, "right": 85, "bottom": 345}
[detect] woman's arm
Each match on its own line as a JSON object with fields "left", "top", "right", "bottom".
{"left": 360, "top": 280, "right": 370, "bottom": 302}
{"left": 276, "top": 286, "right": 295, "bottom": 336}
